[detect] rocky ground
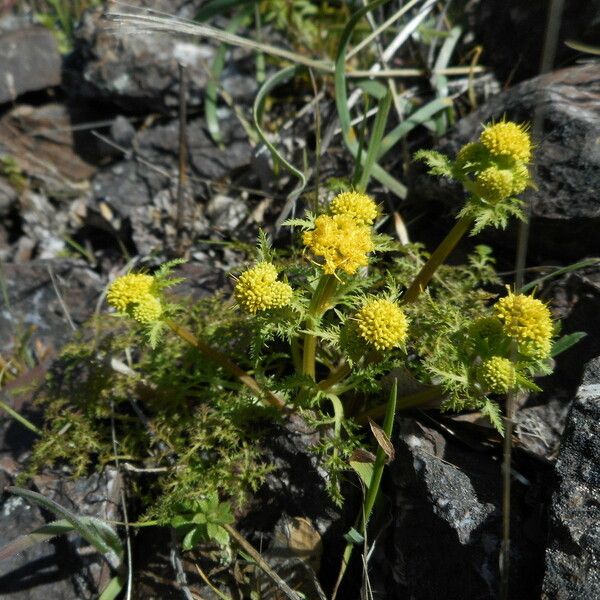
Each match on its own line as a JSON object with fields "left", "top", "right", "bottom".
{"left": 1, "top": 1, "right": 600, "bottom": 599}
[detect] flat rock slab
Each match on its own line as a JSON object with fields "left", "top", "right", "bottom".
{"left": 543, "top": 356, "right": 600, "bottom": 599}
{"left": 0, "top": 27, "right": 61, "bottom": 104}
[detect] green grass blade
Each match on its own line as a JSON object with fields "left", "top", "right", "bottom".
{"left": 0, "top": 398, "right": 41, "bottom": 435}
{"left": 520, "top": 258, "right": 600, "bottom": 293}
{"left": 99, "top": 576, "right": 124, "bottom": 600}
{"left": 551, "top": 332, "right": 587, "bottom": 358}
{"left": 6, "top": 486, "right": 119, "bottom": 558}
{"left": 334, "top": 0, "right": 407, "bottom": 199}
{"left": 357, "top": 89, "right": 392, "bottom": 191}
{"left": 377, "top": 97, "right": 453, "bottom": 160}
{"left": 362, "top": 378, "right": 397, "bottom": 526}
{"left": 205, "top": 10, "right": 252, "bottom": 145}
{"left": 253, "top": 65, "right": 307, "bottom": 193}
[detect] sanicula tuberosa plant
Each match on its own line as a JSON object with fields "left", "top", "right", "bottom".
{"left": 27, "top": 121, "right": 568, "bottom": 560}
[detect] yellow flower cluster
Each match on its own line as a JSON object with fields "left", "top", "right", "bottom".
{"left": 495, "top": 290, "right": 553, "bottom": 358}
{"left": 355, "top": 298, "right": 408, "bottom": 351}
{"left": 233, "top": 262, "right": 293, "bottom": 314}
{"left": 107, "top": 273, "right": 162, "bottom": 324}
{"left": 330, "top": 191, "right": 378, "bottom": 225}
{"left": 303, "top": 213, "right": 374, "bottom": 275}
{"left": 477, "top": 356, "right": 516, "bottom": 393}
{"left": 456, "top": 120, "right": 533, "bottom": 204}
{"left": 303, "top": 191, "right": 377, "bottom": 275}
{"left": 480, "top": 121, "right": 532, "bottom": 163}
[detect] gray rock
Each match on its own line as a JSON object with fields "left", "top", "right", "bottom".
{"left": 370, "top": 417, "right": 547, "bottom": 600}
{"left": 69, "top": 2, "right": 213, "bottom": 112}
{"left": 0, "top": 177, "right": 17, "bottom": 216}
{"left": 0, "top": 260, "right": 104, "bottom": 357}
{"left": 543, "top": 357, "right": 600, "bottom": 599}
{"left": 0, "top": 27, "right": 61, "bottom": 105}
{"left": 409, "top": 64, "right": 600, "bottom": 261}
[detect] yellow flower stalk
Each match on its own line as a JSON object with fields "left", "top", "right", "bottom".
{"left": 480, "top": 121, "right": 532, "bottom": 163}
{"left": 330, "top": 191, "right": 378, "bottom": 226}
{"left": 233, "top": 262, "right": 293, "bottom": 314}
{"left": 302, "top": 214, "right": 374, "bottom": 275}
{"left": 477, "top": 356, "right": 516, "bottom": 393}
{"left": 355, "top": 298, "right": 408, "bottom": 351}
{"left": 495, "top": 290, "right": 553, "bottom": 358}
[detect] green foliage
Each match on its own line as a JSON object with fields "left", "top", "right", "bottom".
{"left": 171, "top": 492, "right": 234, "bottom": 551}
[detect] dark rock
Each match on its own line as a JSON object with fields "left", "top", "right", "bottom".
{"left": 68, "top": 2, "right": 213, "bottom": 113}
{"left": 371, "top": 417, "right": 548, "bottom": 600}
{"left": 470, "top": 0, "right": 600, "bottom": 84}
{"left": 0, "top": 27, "right": 61, "bottom": 105}
{"left": 408, "top": 64, "right": 600, "bottom": 262}
{"left": 87, "top": 115, "right": 252, "bottom": 253}
{"left": 0, "top": 177, "right": 17, "bottom": 215}
{"left": 542, "top": 357, "right": 600, "bottom": 599}
{"left": 0, "top": 260, "right": 103, "bottom": 357}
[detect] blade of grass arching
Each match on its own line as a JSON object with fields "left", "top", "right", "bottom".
{"left": 334, "top": 0, "right": 407, "bottom": 199}
{"left": 253, "top": 65, "right": 307, "bottom": 193}
{"left": 377, "top": 97, "right": 453, "bottom": 160}
{"left": 205, "top": 9, "right": 251, "bottom": 145}
{"left": 357, "top": 89, "right": 392, "bottom": 192}
{"left": 6, "top": 486, "right": 119, "bottom": 558}
{"left": 195, "top": 0, "right": 254, "bottom": 22}
{"left": 0, "top": 519, "right": 73, "bottom": 560}
{"left": 520, "top": 258, "right": 600, "bottom": 293}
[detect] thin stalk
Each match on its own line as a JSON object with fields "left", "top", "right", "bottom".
{"left": 332, "top": 381, "right": 398, "bottom": 599}
{"left": 402, "top": 214, "right": 473, "bottom": 303}
{"left": 165, "top": 319, "right": 285, "bottom": 410}
{"left": 301, "top": 275, "right": 338, "bottom": 380}
{"left": 356, "top": 386, "right": 442, "bottom": 423}
{"left": 0, "top": 399, "right": 41, "bottom": 435}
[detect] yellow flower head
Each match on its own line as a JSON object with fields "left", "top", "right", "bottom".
{"left": 475, "top": 166, "right": 514, "bottom": 203}
{"left": 355, "top": 298, "right": 408, "bottom": 351}
{"left": 330, "top": 191, "right": 378, "bottom": 225}
{"left": 233, "top": 262, "right": 293, "bottom": 314}
{"left": 302, "top": 214, "right": 374, "bottom": 275}
{"left": 470, "top": 316, "right": 503, "bottom": 340}
{"left": 477, "top": 356, "right": 516, "bottom": 393}
{"left": 107, "top": 273, "right": 155, "bottom": 312}
{"left": 131, "top": 294, "right": 163, "bottom": 324}
{"left": 510, "top": 161, "right": 530, "bottom": 195}
{"left": 494, "top": 290, "right": 553, "bottom": 358}
{"left": 480, "top": 121, "right": 532, "bottom": 163}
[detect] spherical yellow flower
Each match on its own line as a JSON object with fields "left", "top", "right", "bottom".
{"left": 302, "top": 214, "right": 374, "bottom": 275}
{"left": 477, "top": 356, "right": 516, "bottom": 393}
{"left": 494, "top": 291, "right": 553, "bottom": 359}
{"left": 330, "top": 191, "right": 378, "bottom": 225}
{"left": 470, "top": 316, "right": 503, "bottom": 340}
{"left": 131, "top": 294, "right": 163, "bottom": 324}
{"left": 107, "top": 273, "right": 155, "bottom": 311}
{"left": 355, "top": 298, "right": 408, "bottom": 351}
{"left": 475, "top": 166, "right": 514, "bottom": 203}
{"left": 480, "top": 121, "right": 532, "bottom": 163}
{"left": 233, "top": 262, "right": 293, "bottom": 314}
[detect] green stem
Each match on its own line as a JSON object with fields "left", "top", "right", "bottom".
{"left": 403, "top": 214, "right": 473, "bottom": 303}
{"left": 332, "top": 380, "right": 398, "bottom": 599}
{"left": 301, "top": 275, "right": 338, "bottom": 380}
{"left": 356, "top": 386, "right": 442, "bottom": 423}
{"left": 0, "top": 399, "right": 41, "bottom": 435}
{"left": 165, "top": 319, "right": 286, "bottom": 411}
